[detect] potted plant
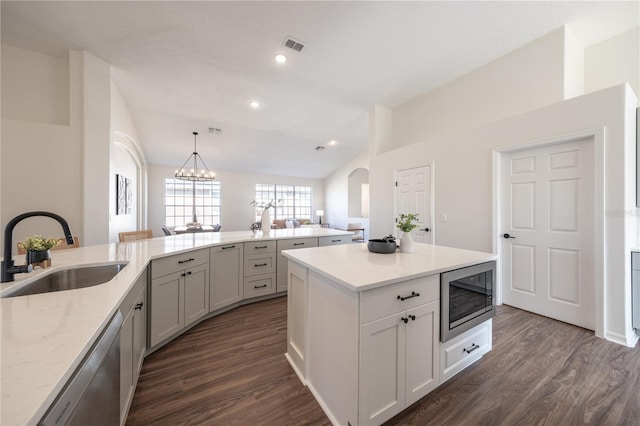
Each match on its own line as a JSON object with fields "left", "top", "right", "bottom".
{"left": 396, "top": 213, "right": 419, "bottom": 253}
{"left": 250, "top": 199, "right": 282, "bottom": 235}
{"left": 18, "top": 235, "right": 60, "bottom": 265}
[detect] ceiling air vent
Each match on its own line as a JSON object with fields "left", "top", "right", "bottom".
{"left": 208, "top": 127, "right": 222, "bottom": 134}
{"left": 315, "top": 146, "right": 325, "bottom": 151}
{"left": 283, "top": 37, "right": 305, "bottom": 52}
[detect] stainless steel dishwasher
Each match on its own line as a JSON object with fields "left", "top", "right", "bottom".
{"left": 39, "top": 311, "right": 123, "bottom": 426}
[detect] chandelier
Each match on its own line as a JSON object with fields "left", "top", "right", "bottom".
{"left": 174, "top": 131, "right": 216, "bottom": 181}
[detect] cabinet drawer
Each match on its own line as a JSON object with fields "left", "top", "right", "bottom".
{"left": 278, "top": 237, "right": 318, "bottom": 251}
{"left": 318, "top": 235, "right": 351, "bottom": 246}
{"left": 151, "top": 249, "right": 209, "bottom": 279}
{"left": 633, "top": 252, "right": 640, "bottom": 270}
{"left": 244, "top": 273, "right": 276, "bottom": 298}
{"left": 441, "top": 321, "right": 491, "bottom": 383}
{"left": 244, "top": 241, "right": 276, "bottom": 254}
{"left": 244, "top": 253, "right": 276, "bottom": 276}
{"left": 360, "top": 275, "right": 439, "bottom": 324}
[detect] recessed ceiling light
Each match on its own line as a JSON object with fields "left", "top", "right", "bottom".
{"left": 250, "top": 101, "right": 260, "bottom": 109}
{"left": 328, "top": 140, "right": 337, "bottom": 146}
{"left": 275, "top": 54, "right": 287, "bottom": 63}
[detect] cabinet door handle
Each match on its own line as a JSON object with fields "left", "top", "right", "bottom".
{"left": 463, "top": 343, "right": 480, "bottom": 354}
{"left": 254, "top": 284, "right": 268, "bottom": 289}
{"left": 181, "top": 273, "right": 186, "bottom": 277}
{"left": 409, "top": 315, "right": 416, "bottom": 321}
{"left": 397, "top": 291, "right": 420, "bottom": 301}
{"left": 134, "top": 302, "right": 144, "bottom": 310}
{"left": 178, "top": 258, "right": 195, "bottom": 264}
{"left": 293, "top": 243, "right": 305, "bottom": 246}
{"left": 255, "top": 245, "right": 268, "bottom": 249}
{"left": 186, "top": 271, "right": 192, "bottom": 275}
{"left": 331, "top": 239, "right": 340, "bottom": 243}
{"left": 222, "top": 245, "right": 236, "bottom": 250}
{"left": 401, "top": 317, "right": 409, "bottom": 324}
{"left": 254, "top": 263, "right": 268, "bottom": 267}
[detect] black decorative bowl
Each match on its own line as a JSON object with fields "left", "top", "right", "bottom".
{"left": 367, "top": 237, "right": 397, "bottom": 254}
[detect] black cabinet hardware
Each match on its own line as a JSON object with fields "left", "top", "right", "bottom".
{"left": 222, "top": 245, "right": 236, "bottom": 250}
{"left": 178, "top": 258, "right": 195, "bottom": 264}
{"left": 186, "top": 271, "right": 192, "bottom": 275}
{"left": 255, "top": 263, "right": 268, "bottom": 267}
{"left": 254, "top": 284, "right": 268, "bottom": 289}
{"left": 254, "top": 245, "right": 267, "bottom": 249}
{"left": 409, "top": 315, "right": 416, "bottom": 321}
{"left": 463, "top": 343, "right": 480, "bottom": 354}
{"left": 293, "top": 243, "right": 305, "bottom": 246}
{"left": 397, "top": 291, "right": 420, "bottom": 301}
{"left": 401, "top": 317, "right": 409, "bottom": 324}
{"left": 181, "top": 273, "right": 186, "bottom": 277}
{"left": 134, "top": 302, "right": 144, "bottom": 310}
{"left": 332, "top": 239, "right": 340, "bottom": 243}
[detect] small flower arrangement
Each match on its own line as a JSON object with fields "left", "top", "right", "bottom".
{"left": 18, "top": 235, "right": 61, "bottom": 252}
{"left": 397, "top": 213, "right": 419, "bottom": 233}
{"left": 250, "top": 199, "right": 282, "bottom": 210}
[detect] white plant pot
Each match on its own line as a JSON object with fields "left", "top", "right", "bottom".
{"left": 399, "top": 232, "right": 414, "bottom": 253}
{"left": 261, "top": 209, "right": 272, "bottom": 235}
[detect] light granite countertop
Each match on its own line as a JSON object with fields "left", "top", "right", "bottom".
{"left": 0, "top": 228, "right": 350, "bottom": 426}
{"left": 283, "top": 242, "right": 497, "bottom": 292}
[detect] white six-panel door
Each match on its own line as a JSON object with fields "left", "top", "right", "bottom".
{"left": 395, "top": 165, "right": 433, "bottom": 244}
{"left": 502, "top": 138, "right": 595, "bottom": 330}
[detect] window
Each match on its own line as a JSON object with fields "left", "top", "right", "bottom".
{"left": 165, "top": 179, "right": 221, "bottom": 227}
{"left": 254, "top": 184, "right": 312, "bottom": 221}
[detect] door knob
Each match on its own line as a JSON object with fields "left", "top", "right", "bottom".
{"left": 422, "top": 228, "right": 430, "bottom": 232}
{"left": 503, "top": 233, "right": 516, "bottom": 239}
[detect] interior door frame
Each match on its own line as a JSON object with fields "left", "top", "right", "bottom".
{"left": 393, "top": 161, "right": 435, "bottom": 244}
{"left": 492, "top": 128, "right": 605, "bottom": 338}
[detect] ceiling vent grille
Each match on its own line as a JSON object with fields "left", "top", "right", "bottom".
{"left": 284, "top": 37, "right": 305, "bottom": 52}
{"left": 315, "top": 146, "right": 325, "bottom": 151}
{"left": 208, "top": 127, "right": 222, "bottom": 134}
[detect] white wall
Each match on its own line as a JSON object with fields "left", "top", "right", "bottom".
{"left": 324, "top": 151, "right": 370, "bottom": 234}
{"left": 390, "top": 27, "right": 570, "bottom": 152}
{"left": 148, "top": 165, "right": 325, "bottom": 235}
{"left": 1, "top": 45, "right": 83, "bottom": 254}
{"left": 370, "top": 84, "right": 639, "bottom": 346}
{"left": 109, "top": 82, "right": 147, "bottom": 243}
{"left": 585, "top": 27, "right": 640, "bottom": 98}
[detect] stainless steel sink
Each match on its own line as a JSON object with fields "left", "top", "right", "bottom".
{"left": 2, "top": 262, "right": 128, "bottom": 297}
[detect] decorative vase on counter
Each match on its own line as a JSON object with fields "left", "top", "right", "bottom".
{"left": 261, "top": 209, "right": 272, "bottom": 236}
{"left": 399, "top": 232, "right": 414, "bottom": 253}
{"left": 26, "top": 249, "right": 51, "bottom": 265}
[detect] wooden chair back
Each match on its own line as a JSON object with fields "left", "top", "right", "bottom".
{"left": 347, "top": 223, "right": 365, "bottom": 242}
{"left": 17, "top": 237, "right": 80, "bottom": 255}
{"left": 119, "top": 229, "right": 153, "bottom": 242}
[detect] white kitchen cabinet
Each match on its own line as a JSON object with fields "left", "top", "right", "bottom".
{"left": 440, "top": 320, "right": 491, "bottom": 383}
{"left": 243, "top": 242, "right": 276, "bottom": 298}
{"left": 210, "top": 243, "right": 243, "bottom": 312}
{"left": 120, "top": 273, "right": 147, "bottom": 425}
{"left": 150, "top": 250, "right": 209, "bottom": 348}
{"left": 318, "top": 235, "right": 351, "bottom": 246}
{"left": 277, "top": 238, "right": 318, "bottom": 292}
{"left": 359, "top": 297, "right": 440, "bottom": 424}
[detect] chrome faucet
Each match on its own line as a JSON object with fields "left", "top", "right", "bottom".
{"left": 2, "top": 211, "right": 74, "bottom": 283}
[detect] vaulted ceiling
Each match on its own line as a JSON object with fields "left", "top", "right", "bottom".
{"left": 2, "top": 1, "right": 638, "bottom": 178}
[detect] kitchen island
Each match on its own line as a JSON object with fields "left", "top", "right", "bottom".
{"left": 282, "top": 243, "right": 497, "bottom": 426}
{"left": 0, "top": 227, "right": 351, "bottom": 426}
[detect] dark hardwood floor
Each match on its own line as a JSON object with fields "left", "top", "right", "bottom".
{"left": 126, "top": 296, "right": 640, "bottom": 426}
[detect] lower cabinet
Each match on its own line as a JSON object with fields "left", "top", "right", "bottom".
{"left": 150, "top": 252, "right": 210, "bottom": 348}
{"left": 359, "top": 300, "right": 440, "bottom": 424}
{"left": 120, "top": 273, "right": 147, "bottom": 425}
{"left": 440, "top": 319, "right": 492, "bottom": 383}
{"left": 210, "top": 243, "right": 243, "bottom": 312}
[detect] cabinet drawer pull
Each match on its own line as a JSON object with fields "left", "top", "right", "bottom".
{"left": 401, "top": 317, "right": 409, "bottom": 324}
{"left": 254, "top": 284, "right": 268, "bottom": 289}
{"left": 409, "top": 315, "right": 416, "bottom": 321}
{"left": 222, "top": 245, "right": 236, "bottom": 250}
{"left": 331, "top": 239, "right": 341, "bottom": 243}
{"left": 134, "top": 302, "right": 144, "bottom": 310}
{"left": 178, "top": 258, "right": 195, "bottom": 264}
{"left": 397, "top": 291, "right": 420, "bottom": 301}
{"left": 186, "top": 271, "right": 192, "bottom": 275}
{"left": 463, "top": 343, "right": 480, "bottom": 354}
{"left": 254, "top": 245, "right": 268, "bottom": 249}
{"left": 293, "top": 243, "right": 305, "bottom": 246}
{"left": 181, "top": 273, "right": 186, "bottom": 277}
{"left": 254, "top": 263, "right": 268, "bottom": 267}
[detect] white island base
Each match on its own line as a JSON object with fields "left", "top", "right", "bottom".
{"left": 283, "top": 244, "right": 495, "bottom": 426}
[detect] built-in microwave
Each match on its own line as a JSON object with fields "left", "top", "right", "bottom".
{"left": 441, "top": 261, "right": 496, "bottom": 342}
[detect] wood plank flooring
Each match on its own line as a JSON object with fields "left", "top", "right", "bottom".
{"left": 126, "top": 296, "right": 640, "bottom": 426}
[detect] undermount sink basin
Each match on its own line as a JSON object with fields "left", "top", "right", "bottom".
{"left": 2, "top": 262, "right": 128, "bottom": 298}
